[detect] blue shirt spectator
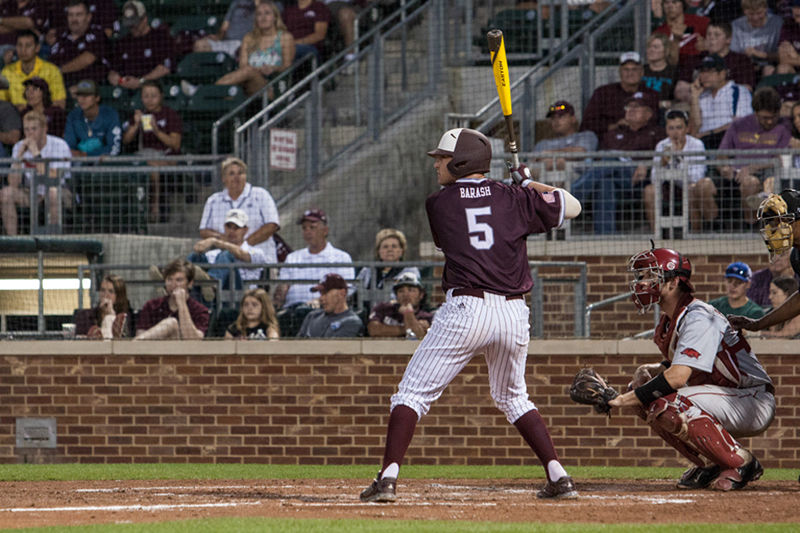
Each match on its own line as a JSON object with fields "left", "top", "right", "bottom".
{"left": 64, "top": 79, "right": 121, "bottom": 156}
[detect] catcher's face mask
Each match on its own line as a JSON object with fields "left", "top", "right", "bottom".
{"left": 757, "top": 194, "right": 795, "bottom": 259}
{"left": 628, "top": 251, "right": 664, "bottom": 314}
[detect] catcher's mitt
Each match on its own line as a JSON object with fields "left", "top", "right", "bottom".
{"left": 569, "top": 367, "right": 619, "bottom": 416}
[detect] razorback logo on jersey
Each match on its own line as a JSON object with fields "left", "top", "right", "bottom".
{"left": 542, "top": 192, "right": 555, "bottom": 203}
{"left": 681, "top": 347, "right": 700, "bottom": 359}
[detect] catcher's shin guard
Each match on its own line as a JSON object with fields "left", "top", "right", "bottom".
{"left": 686, "top": 414, "right": 745, "bottom": 470}
{"left": 646, "top": 396, "right": 706, "bottom": 467}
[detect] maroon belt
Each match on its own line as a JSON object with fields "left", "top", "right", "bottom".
{"left": 451, "top": 288, "right": 524, "bottom": 301}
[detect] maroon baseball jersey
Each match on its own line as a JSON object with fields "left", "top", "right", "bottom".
{"left": 136, "top": 295, "right": 209, "bottom": 334}
{"left": 368, "top": 301, "right": 434, "bottom": 331}
{"left": 110, "top": 26, "right": 174, "bottom": 78}
{"left": 425, "top": 178, "right": 564, "bottom": 295}
{"left": 126, "top": 104, "right": 182, "bottom": 154}
{"left": 678, "top": 51, "right": 756, "bottom": 88}
{"left": 580, "top": 82, "right": 660, "bottom": 138}
{"left": 0, "top": 0, "right": 49, "bottom": 45}
{"left": 282, "top": 1, "right": 330, "bottom": 51}
{"left": 49, "top": 24, "right": 110, "bottom": 86}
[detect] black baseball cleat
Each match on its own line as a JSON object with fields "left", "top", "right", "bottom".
{"left": 676, "top": 464, "right": 722, "bottom": 490}
{"left": 711, "top": 456, "right": 763, "bottom": 491}
{"left": 360, "top": 476, "right": 397, "bottom": 502}
{"left": 536, "top": 476, "right": 578, "bottom": 499}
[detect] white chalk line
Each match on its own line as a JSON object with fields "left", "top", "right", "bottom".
{"left": 2, "top": 502, "right": 261, "bottom": 513}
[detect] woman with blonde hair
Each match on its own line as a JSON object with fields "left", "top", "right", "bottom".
{"left": 225, "top": 288, "right": 279, "bottom": 339}
{"left": 215, "top": 1, "right": 296, "bottom": 95}
{"left": 643, "top": 33, "right": 680, "bottom": 107}
{"left": 357, "top": 228, "right": 421, "bottom": 309}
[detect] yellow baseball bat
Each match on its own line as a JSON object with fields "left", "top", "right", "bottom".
{"left": 487, "top": 29, "right": 519, "bottom": 169}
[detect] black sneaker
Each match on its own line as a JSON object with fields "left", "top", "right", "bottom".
{"left": 360, "top": 476, "right": 397, "bottom": 502}
{"left": 536, "top": 476, "right": 578, "bottom": 499}
{"left": 676, "top": 464, "right": 721, "bottom": 489}
{"left": 711, "top": 456, "right": 763, "bottom": 491}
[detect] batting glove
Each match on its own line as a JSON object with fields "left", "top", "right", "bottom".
{"left": 507, "top": 162, "right": 532, "bottom": 185}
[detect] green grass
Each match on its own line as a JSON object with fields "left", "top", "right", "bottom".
{"left": 0, "top": 463, "right": 797, "bottom": 482}
{"left": 8, "top": 519, "right": 800, "bottom": 533}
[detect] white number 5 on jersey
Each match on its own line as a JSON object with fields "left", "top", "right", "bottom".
{"left": 465, "top": 207, "right": 494, "bottom": 250}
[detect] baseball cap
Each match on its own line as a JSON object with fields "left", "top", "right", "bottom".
{"left": 224, "top": 208, "right": 248, "bottom": 228}
{"left": 393, "top": 271, "right": 424, "bottom": 292}
{"left": 619, "top": 51, "right": 642, "bottom": 65}
{"left": 74, "top": 79, "right": 98, "bottom": 96}
{"left": 725, "top": 261, "right": 752, "bottom": 282}
{"left": 546, "top": 100, "right": 575, "bottom": 118}
{"left": 698, "top": 53, "right": 726, "bottom": 71}
{"left": 624, "top": 92, "right": 651, "bottom": 107}
{"left": 311, "top": 273, "right": 348, "bottom": 293}
{"left": 297, "top": 208, "right": 327, "bottom": 225}
{"left": 120, "top": 0, "right": 146, "bottom": 29}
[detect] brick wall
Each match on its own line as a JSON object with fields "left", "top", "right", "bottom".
{"left": 1, "top": 340, "right": 797, "bottom": 469}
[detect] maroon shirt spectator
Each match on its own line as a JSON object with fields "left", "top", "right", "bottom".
{"left": 136, "top": 295, "right": 209, "bottom": 334}
{"left": 123, "top": 103, "right": 182, "bottom": 154}
{"left": 426, "top": 180, "right": 563, "bottom": 294}
{"left": 49, "top": 0, "right": 118, "bottom": 36}
{"left": 0, "top": 0, "right": 49, "bottom": 46}
{"left": 107, "top": 0, "right": 174, "bottom": 90}
{"left": 654, "top": 13, "right": 710, "bottom": 58}
{"left": 21, "top": 77, "right": 66, "bottom": 136}
{"left": 49, "top": 1, "right": 110, "bottom": 87}
{"left": 283, "top": 0, "right": 330, "bottom": 57}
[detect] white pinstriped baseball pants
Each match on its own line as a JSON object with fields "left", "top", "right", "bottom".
{"left": 391, "top": 290, "right": 537, "bottom": 423}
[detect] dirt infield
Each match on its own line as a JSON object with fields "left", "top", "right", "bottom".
{"left": 1, "top": 478, "right": 798, "bottom": 529}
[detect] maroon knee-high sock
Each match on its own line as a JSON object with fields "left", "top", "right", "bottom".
{"left": 513, "top": 409, "right": 559, "bottom": 481}
{"left": 380, "top": 405, "right": 418, "bottom": 475}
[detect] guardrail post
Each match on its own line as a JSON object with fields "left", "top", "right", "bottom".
{"left": 37, "top": 249, "right": 45, "bottom": 335}
{"left": 307, "top": 76, "right": 321, "bottom": 185}
{"left": 531, "top": 264, "right": 544, "bottom": 338}
{"left": 575, "top": 263, "right": 586, "bottom": 337}
{"left": 368, "top": 33, "right": 384, "bottom": 140}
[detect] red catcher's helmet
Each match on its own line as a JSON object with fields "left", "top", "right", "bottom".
{"left": 627, "top": 248, "right": 694, "bottom": 313}
{"left": 427, "top": 128, "right": 492, "bottom": 179}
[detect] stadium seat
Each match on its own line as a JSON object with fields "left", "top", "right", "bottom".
{"left": 175, "top": 52, "right": 238, "bottom": 85}
{"left": 97, "top": 85, "right": 137, "bottom": 117}
{"left": 183, "top": 84, "right": 246, "bottom": 153}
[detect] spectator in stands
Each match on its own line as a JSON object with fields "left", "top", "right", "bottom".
{"left": 675, "top": 21, "right": 756, "bottom": 103}
{"left": 194, "top": 0, "right": 256, "bottom": 57}
{"left": 761, "top": 276, "right": 800, "bottom": 336}
{"left": 686, "top": 0, "right": 742, "bottom": 24}
{"left": 730, "top": 0, "right": 783, "bottom": 75}
{"left": 64, "top": 79, "right": 121, "bottom": 156}
{"left": 273, "top": 208, "right": 355, "bottom": 310}
{"left": 0, "top": 0, "right": 50, "bottom": 50}
{"left": 47, "top": 0, "right": 118, "bottom": 40}
{"left": 189, "top": 208, "right": 268, "bottom": 290}
{"left": 356, "top": 227, "right": 420, "bottom": 309}
{"left": 0, "top": 87, "right": 22, "bottom": 157}
{"left": 688, "top": 53, "right": 752, "bottom": 148}
{"left": 323, "top": 0, "right": 362, "bottom": 62}
{"left": 0, "top": 30, "right": 67, "bottom": 111}
{"left": 135, "top": 258, "right": 209, "bottom": 340}
{"left": 367, "top": 271, "right": 432, "bottom": 339}
{"left": 777, "top": 0, "right": 800, "bottom": 74}
{"left": 1, "top": 111, "right": 71, "bottom": 235}
{"left": 74, "top": 273, "right": 133, "bottom": 339}
{"left": 709, "top": 261, "right": 766, "bottom": 319}
{"left": 296, "top": 273, "right": 363, "bottom": 337}
{"left": 531, "top": 100, "right": 598, "bottom": 178}
{"left": 283, "top": 0, "right": 331, "bottom": 63}
{"left": 215, "top": 1, "right": 296, "bottom": 96}
{"left": 654, "top": 0, "right": 709, "bottom": 59}
{"left": 580, "top": 51, "right": 660, "bottom": 139}
{"left": 645, "top": 108, "right": 714, "bottom": 231}
{"left": 572, "top": 92, "right": 664, "bottom": 234}
{"left": 719, "top": 86, "right": 791, "bottom": 220}
{"left": 199, "top": 156, "right": 281, "bottom": 265}
{"left": 225, "top": 288, "right": 280, "bottom": 339}
{"left": 21, "top": 77, "right": 65, "bottom": 137}
{"left": 642, "top": 33, "right": 680, "bottom": 107}
{"left": 107, "top": 0, "right": 174, "bottom": 90}
{"left": 747, "top": 249, "right": 798, "bottom": 306}
{"left": 49, "top": 0, "right": 110, "bottom": 92}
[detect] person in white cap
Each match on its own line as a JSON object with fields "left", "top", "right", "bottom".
{"left": 189, "top": 208, "right": 268, "bottom": 290}
{"left": 367, "top": 271, "right": 433, "bottom": 339}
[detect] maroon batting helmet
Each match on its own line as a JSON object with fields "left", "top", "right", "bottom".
{"left": 628, "top": 248, "right": 694, "bottom": 313}
{"left": 427, "top": 128, "right": 492, "bottom": 179}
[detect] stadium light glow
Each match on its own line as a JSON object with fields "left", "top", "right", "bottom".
{"left": 0, "top": 279, "right": 92, "bottom": 290}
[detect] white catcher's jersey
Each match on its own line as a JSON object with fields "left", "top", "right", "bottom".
{"left": 669, "top": 300, "right": 772, "bottom": 389}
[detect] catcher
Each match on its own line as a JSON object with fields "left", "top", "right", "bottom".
{"left": 577, "top": 247, "right": 775, "bottom": 491}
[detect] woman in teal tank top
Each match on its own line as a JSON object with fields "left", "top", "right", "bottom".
{"left": 216, "top": 1, "right": 296, "bottom": 95}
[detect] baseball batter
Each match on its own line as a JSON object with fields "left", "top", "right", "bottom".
{"left": 359, "top": 128, "right": 583, "bottom": 503}
{"left": 728, "top": 189, "right": 800, "bottom": 484}
{"left": 609, "top": 247, "right": 775, "bottom": 490}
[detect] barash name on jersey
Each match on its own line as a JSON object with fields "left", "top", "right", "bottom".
{"left": 459, "top": 186, "right": 492, "bottom": 198}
